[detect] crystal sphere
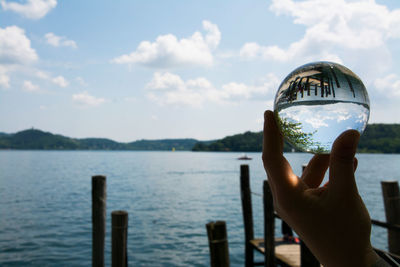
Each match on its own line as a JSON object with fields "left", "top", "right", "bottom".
{"left": 274, "top": 61, "right": 370, "bottom": 153}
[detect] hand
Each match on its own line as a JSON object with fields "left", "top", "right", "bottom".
{"left": 262, "top": 110, "right": 379, "bottom": 267}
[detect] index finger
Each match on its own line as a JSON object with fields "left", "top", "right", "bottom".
{"left": 262, "top": 110, "right": 299, "bottom": 192}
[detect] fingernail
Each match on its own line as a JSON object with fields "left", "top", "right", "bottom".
{"left": 338, "top": 130, "right": 360, "bottom": 155}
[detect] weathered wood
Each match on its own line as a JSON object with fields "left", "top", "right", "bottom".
{"left": 206, "top": 221, "right": 230, "bottom": 267}
{"left": 92, "top": 175, "right": 106, "bottom": 267}
{"left": 300, "top": 165, "right": 319, "bottom": 266}
{"left": 381, "top": 181, "right": 400, "bottom": 255}
{"left": 250, "top": 238, "right": 300, "bottom": 267}
{"left": 263, "top": 180, "right": 276, "bottom": 267}
{"left": 240, "top": 164, "right": 254, "bottom": 267}
{"left": 112, "top": 210, "right": 128, "bottom": 267}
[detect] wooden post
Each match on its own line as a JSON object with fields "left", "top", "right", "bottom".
{"left": 206, "top": 221, "right": 230, "bottom": 267}
{"left": 300, "top": 164, "right": 320, "bottom": 266}
{"left": 381, "top": 181, "right": 400, "bottom": 255}
{"left": 240, "top": 165, "right": 254, "bottom": 267}
{"left": 92, "top": 175, "right": 106, "bottom": 267}
{"left": 263, "top": 180, "right": 276, "bottom": 267}
{"left": 112, "top": 210, "right": 128, "bottom": 267}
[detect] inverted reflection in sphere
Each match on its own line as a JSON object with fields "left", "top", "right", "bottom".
{"left": 274, "top": 62, "right": 370, "bottom": 154}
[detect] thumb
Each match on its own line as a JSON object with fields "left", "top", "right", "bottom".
{"left": 329, "top": 130, "right": 360, "bottom": 194}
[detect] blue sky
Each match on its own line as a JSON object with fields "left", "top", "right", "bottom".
{"left": 1, "top": 0, "right": 399, "bottom": 141}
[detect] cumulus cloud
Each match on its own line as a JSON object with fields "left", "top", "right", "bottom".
{"left": 34, "top": 70, "right": 69, "bottom": 88}
{"left": 374, "top": 74, "right": 400, "bottom": 97}
{"left": 52, "top": 75, "right": 68, "bottom": 87}
{"left": 146, "top": 72, "right": 279, "bottom": 107}
{"left": 23, "top": 80, "right": 39, "bottom": 92}
{"left": 112, "top": 20, "right": 221, "bottom": 68}
{"left": 72, "top": 91, "right": 105, "bottom": 107}
{"left": 0, "top": 73, "right": 10, "bottom": 88}
{"left": 35, "top": 70, "right": 50, "bottom": 80}
{"left": 45, "top": 32, "right": 77, "bottom": 48}
{"left": 1, "top": 0, "right": 57, "bottom": 19}
{"left": 240, "top": 0, "right": 400, "bottom": 63}
{"left": 0, "top": 26, "right": 38, "bottom": 65}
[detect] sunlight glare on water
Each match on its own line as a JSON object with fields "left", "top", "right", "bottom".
{"left": 274, "top": 62, "right": 370, "bottom": 153}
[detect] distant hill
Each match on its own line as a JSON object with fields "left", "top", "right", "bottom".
{"left": 1, "top": 124, "right": 399, "bottom": 153}
{"left": 358, "top": 124, "right": 400, "bottom": 153}
{"left": 192, "top": 131, "right": 295, "bottom": 152}
{"left": 0, "top": 129, "right": 197, "bottom": 151}
{"left": 126, "top": 139, "right": 198, "bottom": 151}
{"left": 192, "top": 124, "right": 400, "bottom": 154}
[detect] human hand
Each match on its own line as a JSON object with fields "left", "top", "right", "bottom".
{"left": 262, "top": 110, "right": 379, "bottom": 267}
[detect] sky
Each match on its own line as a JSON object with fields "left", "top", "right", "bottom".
{"left": 1, "top": 0, "right": 399, "bottom": 142}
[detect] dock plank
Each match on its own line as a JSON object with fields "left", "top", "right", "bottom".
{"left": 250, "top": 238, "right": 300, "bottom": 267}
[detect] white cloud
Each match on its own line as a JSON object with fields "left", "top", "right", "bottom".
{"left": 52, "top": 75, "right": 68, "bottom": 87}
{"left": 34, "top": 70, "right": 69, "bottom": 88}
{"left": 146, "top": 72, "right": 185, "bottom": 90}
{"left": 1, "top": 0, "right": 57, "bottom": 20}
{"left": 0, "top": 73, "right": 10, "bottom": 88}
{"left": 280, "top": 102, "right": 367, "bottom": 130}
{"left": 72, "top": 91, "right": 105, "bottom": 107}
{"left": 75, "top": 77, "right": 88, "bottom": 87}
{"left": 112, "top": 20, "right": 221, "bottom": 68}
{"left": 0, "top": 26, "right": 38, "bottom": 65}
{"left": 23, "top": 80, "right": 39, "bottom": 92}
{"left": 35, "top": 70, "right": 50, "bottom": 80}
{"left": 374, "top": 74, "right": 400, "bottom": 97}
{"left": 146, "top": 72, "right": 279, "bottom": 107}
{"left": 45, "top": 32, "right": 77, "bottom": 48}
{"left": 240, "top": 0, "right": 400, "bottom": 63}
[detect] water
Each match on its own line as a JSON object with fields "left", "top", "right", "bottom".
{"left": 0, "top": 151, "right": 398, "bottom": 266}
{"left": 274, "top": 62, "right": 370, "bottom": 153}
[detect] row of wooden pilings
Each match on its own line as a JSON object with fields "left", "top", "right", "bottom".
{"left": 92, "top": 175, "right": 127, "bottom": 267}
{"left": 206, "top": 165, "right": 400, "bottom": 267}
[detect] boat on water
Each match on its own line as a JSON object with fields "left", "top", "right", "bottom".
{"left": 237, "top": 154, "right": 252, "bottom": 160}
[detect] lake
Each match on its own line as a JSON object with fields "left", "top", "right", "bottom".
{"left": 0, "top": 151, "right": 399, "bottom": 266}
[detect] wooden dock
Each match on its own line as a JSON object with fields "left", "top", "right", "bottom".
{"left": 239, "top": 164, "right": 319, "bottom": 267}
{"left": 90, "top": 167, "right": 400, "bottom": 266}
{"left": 204, "top": 164, "right": 400, "bottom": 267}
{"left": 250, "top": 238, "right": 301, "bottom": 267}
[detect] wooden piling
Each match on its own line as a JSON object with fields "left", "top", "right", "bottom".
{"left": 381, "top": 181, "right": 400, "bottom": 255}
{"left": 112, "top": 210, "right": 128, "bottom": 267}
{"left": 92, "top": 175, "right": 106, "bottom": 267}
{"left": 263, "top": 180, "right": 276, "bottom": 267}
{"left": 240, "top": 165, "right": 254, "bottom": 267}
{"left": 206, "top": 221, "right": 230, "bottom": 267}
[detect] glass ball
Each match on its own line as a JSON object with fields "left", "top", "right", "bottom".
{"left": 274, "top": 61, "right": 370, "bottom": 154}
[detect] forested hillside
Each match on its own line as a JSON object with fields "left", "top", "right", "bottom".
{"left": 192, "top": 124, "right": 400, "bottom": 153}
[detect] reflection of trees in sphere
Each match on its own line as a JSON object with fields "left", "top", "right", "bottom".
{"left": 274, "top": 61, "right": 370, "bottom": 154}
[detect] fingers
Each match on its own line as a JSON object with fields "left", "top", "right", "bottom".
{"left": 262, "top": 110, "right": 299, "bottom": 192}
{"left": 329, "top": 130, "right": 360, "bottom": 194}
{"left": 262, "top": 110, "right": 283, "bottom": 157}
{"left": 302, "top": 154, "right": 330, "bottom": 188}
